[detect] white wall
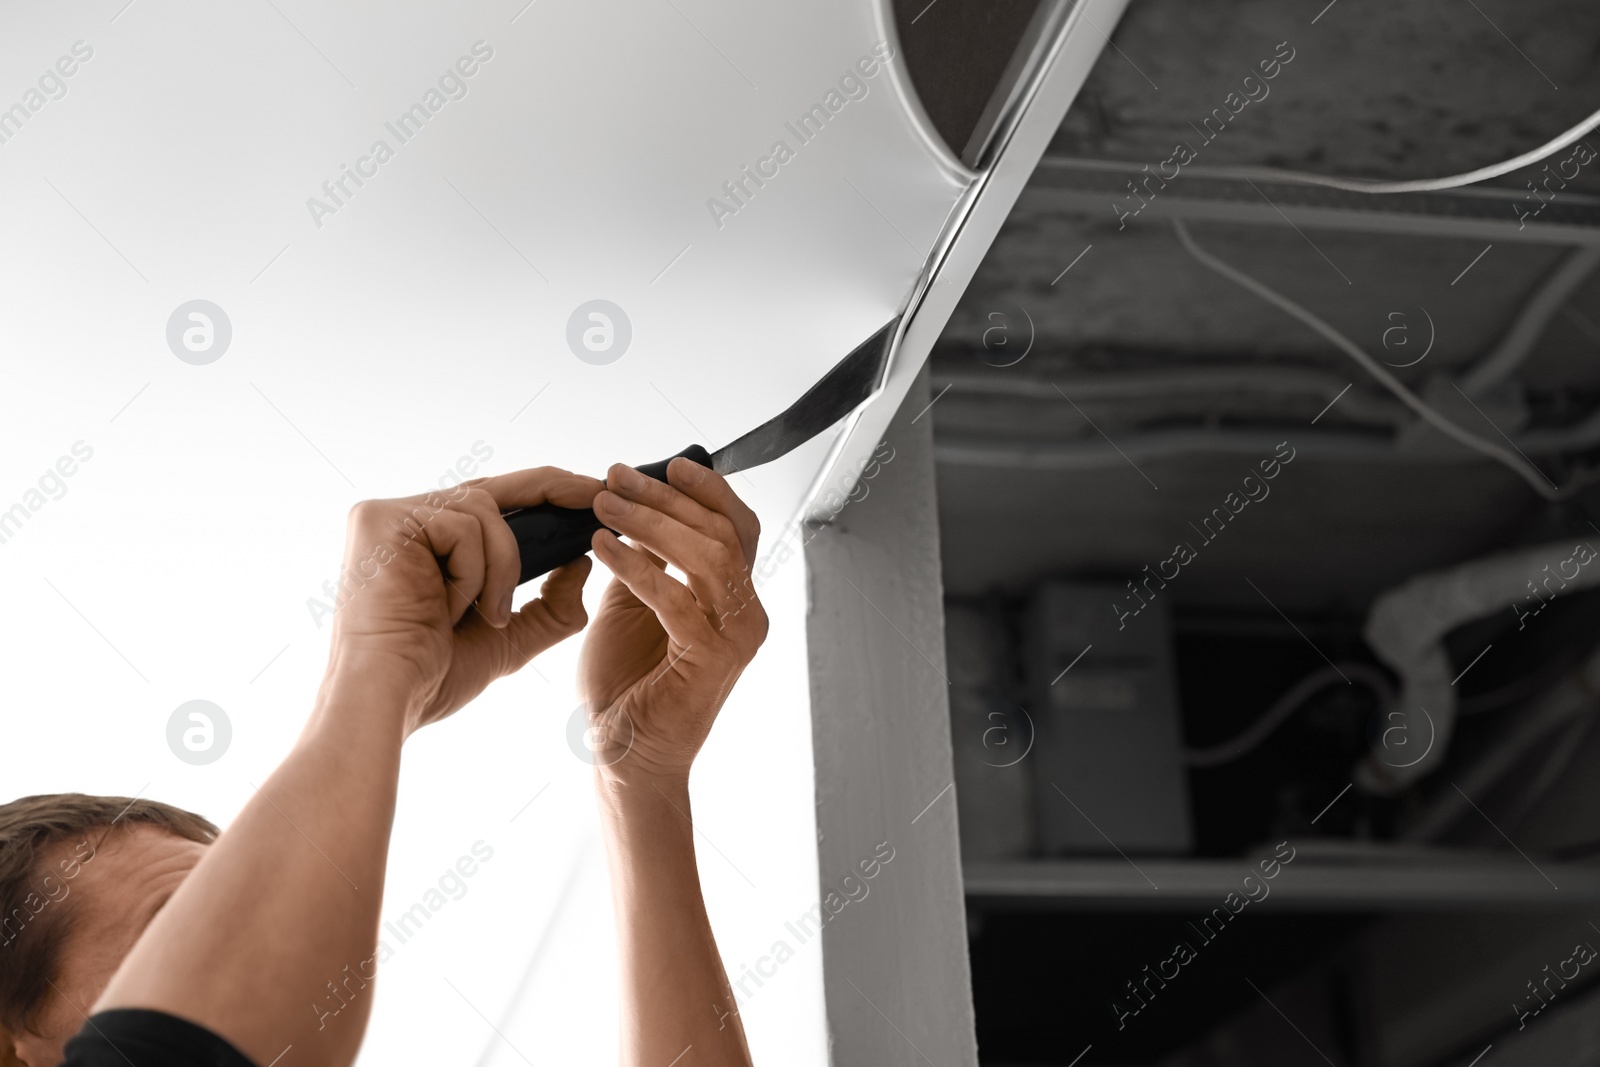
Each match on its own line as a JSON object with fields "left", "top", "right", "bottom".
{"left": 803, "top": 370, "right": 979, "bottom": 1067}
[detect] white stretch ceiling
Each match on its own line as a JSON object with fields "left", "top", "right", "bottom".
{"left": 0, "top": 0, "right": 979, "bottom": 1063}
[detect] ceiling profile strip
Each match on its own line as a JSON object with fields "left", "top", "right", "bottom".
{"left": 797, "top": 0, "right": 1133, "bottom": 524}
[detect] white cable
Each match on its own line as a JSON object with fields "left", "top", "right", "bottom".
{"left": 1079, "top": 104, "right": 1600, "bottom": 194}
{"left": 1458, "top": 245, "right": 1600, "bottom": 395}
{"left": 1259, "top": 104, "right": 1600, "bottom": 191}
{"left": 1171, "top": 218, "right": 1569, "bottom": 501}
{"left": 1185, "top": 663, "right": 1393, "bottom": 769}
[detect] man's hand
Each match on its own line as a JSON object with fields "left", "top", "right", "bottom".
{"left": 95, "top": 463, "right": 607, "bottom": 1067}
{"left": 577, "top": 457, "right": 768, "bottom": 784}
{"left": 330, "top": 466, "right": 602, "bottom": 735}
{"left": 579, "top": 458, "right": 765, "bottom": 1067}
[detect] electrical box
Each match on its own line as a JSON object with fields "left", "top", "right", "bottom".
{"left": 1027, "top": 581, "right": 1193, "bottom": 855}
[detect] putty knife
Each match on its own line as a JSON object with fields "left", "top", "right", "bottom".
{"left": 503, "top": 317, "right": 898, "bottom": 585}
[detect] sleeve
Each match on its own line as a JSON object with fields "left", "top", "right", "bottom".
{"left": 59, "top": 1009, "right": 259, "bottom": 1067}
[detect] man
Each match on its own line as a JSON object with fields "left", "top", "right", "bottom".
{"left": 0, "top": 458, "right": 768, "bottom": 1067}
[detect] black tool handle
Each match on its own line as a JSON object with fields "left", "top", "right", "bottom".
{"left": 502, "top": 444, "right": 712, "bottom": 586}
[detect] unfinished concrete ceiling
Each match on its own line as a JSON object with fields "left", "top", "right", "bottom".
{"left": 927, "top": 0, "right": 1600, "bottom": 604}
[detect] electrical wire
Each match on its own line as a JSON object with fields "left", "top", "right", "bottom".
{"left": 939, "top": 366, "right": 1410, "bottom": 426}
{"left": 1088, "top": 104, "right": 1600, "bottom": 194}
{"left": 1171, "top": 218, "right": 1581, "bottom": 502}
{"left": 1185, "top": 662, "right": 1393, "bottom": 769}
{"left": 1459, "top": 246, "right": 1600, "bottom": 395}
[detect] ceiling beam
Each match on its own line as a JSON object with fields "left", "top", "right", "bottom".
{"left": 966, "top": 853, "right": 1600, "bottom": 910}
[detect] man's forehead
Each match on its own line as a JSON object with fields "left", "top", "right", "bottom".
{"left": 33, "top": 825, "right": 111, "bottom": 869}
{"left": 40, "top": 822, "right": 198, "bottom": 878}
{"left": 45, "top": 824, "right": 207, "bottom": 937}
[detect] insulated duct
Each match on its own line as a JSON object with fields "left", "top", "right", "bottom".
{"left": 1357, "top": 536, "right": 1600, "bottom": 793}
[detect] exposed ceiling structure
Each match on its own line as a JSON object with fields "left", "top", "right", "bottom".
{"left": 927, "top": 0, "right": 1600, "bottom": 609}
{"left": 906, "top": 3, "right": 1600, "bottom": 1064}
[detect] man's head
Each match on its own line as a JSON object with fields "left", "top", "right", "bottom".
{"left": 0, "top": 794, "right": 217, "bottom": 1067}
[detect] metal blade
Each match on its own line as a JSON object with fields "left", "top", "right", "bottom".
{"left": 711, "top": 318, "right": 898, "bottom": 476}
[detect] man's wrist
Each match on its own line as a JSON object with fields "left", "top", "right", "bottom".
{"left": 594, "top": 768, "right": 693, "bottom": 831}
{"left": 312, "top": 649, "right": 426, "bottom": 741}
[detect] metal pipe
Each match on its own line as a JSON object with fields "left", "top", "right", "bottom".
{"left": 936, "top": 366, "right": 1410, "bottom": 425}
{"left": 935, "top": 428, "right": 1398, "bottom": 469}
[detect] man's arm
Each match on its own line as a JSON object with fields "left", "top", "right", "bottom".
{"left": 598, "top": 779, "right": 743, "bottom": 1063}
{"left": 578, "top": 458, "right": 769, "bottom": 1067}
{"left": 91, "top": 468, "right": 602, "bottom": 1067}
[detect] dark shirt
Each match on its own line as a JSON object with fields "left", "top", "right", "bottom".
{"left": 60, "top": 1009, "right": 258, "bottom": 1067}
